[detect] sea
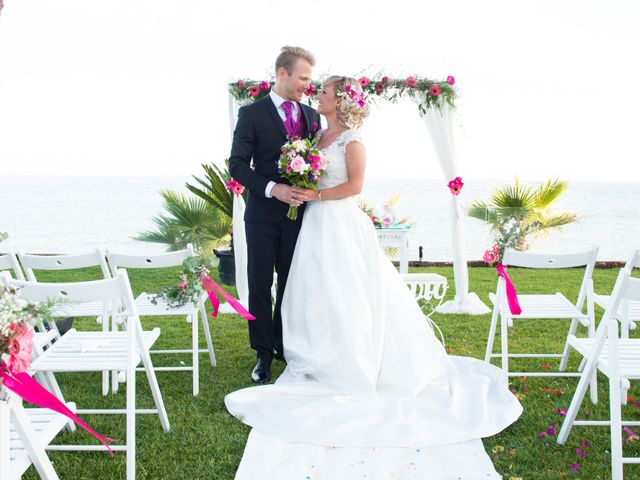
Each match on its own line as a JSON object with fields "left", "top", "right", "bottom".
{"left": 1, "top": 176, "right": 638, "bottom": 261}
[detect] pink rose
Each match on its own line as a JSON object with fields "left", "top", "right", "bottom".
{"left": 429, "top": 85, "right": 441, "bottom": 96}
{"left": 404, "top": 76, "right": 417, "bottom": 88}
{"left": 307, "top": 154, "right": 320, "bottom": 163}
{"left": 374, "top": 82, "right": 384, "bottom": 94}
{"left": 248, "top": 85, "right": 260, "bottom": 97}
{"left": 380, "top": 76, "right": 389, "bottom": 86}
{"left": 236, "top": 79, "right": 246, "bottom": 89}
{"left": 289, "top": 156, "right": 306, "bottom": 173}
{"left": 178, "top": 280, "right": 189, "bottom": 289}
{"left": 304, "top": 84, "right": 316, "bottom": 96}
{"left": 358, "top": 76, "right": 370, "bottom": 87}
{"left": 446, "top": 75, "right": 455, "bottom": 85}
{"left": 311, "top": 162, "right": 319, "bottom": 171}
{"left": 8, "top": 324, "right": 34, "bottom": 374}
{"left": 260, "top": 81, "right": 270, "bottom": 92}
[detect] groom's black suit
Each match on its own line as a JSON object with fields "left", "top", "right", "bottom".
{"left": 229, "top": 96, "right": 321, "bottom": 364}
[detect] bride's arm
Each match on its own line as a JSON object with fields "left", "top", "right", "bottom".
{"left": 296, "top": 141, "right": 366, "bottom": 201}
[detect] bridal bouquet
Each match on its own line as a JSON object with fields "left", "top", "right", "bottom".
{"left": 148, "top": 255, "right": 215, "bottom": 308}
{"left": 1, "top": 286, "right": 51, "bottom": 375}
{"left": 278, "top": 137, "right": 328, "bottom": 220}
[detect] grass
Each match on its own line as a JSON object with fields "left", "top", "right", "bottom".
{"left": 19, "top": 265, "right": 640, "bottom": 479}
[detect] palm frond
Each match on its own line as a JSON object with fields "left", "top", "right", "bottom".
{"left": 533, "top": 178, "right": 569, "bottom": 209}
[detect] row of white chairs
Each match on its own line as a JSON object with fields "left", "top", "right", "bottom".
{"left": 1, "top": 246, "right": 217, "bottom": 397}
{"left": 486, "top": 246, "right": 640, "bottom": 480}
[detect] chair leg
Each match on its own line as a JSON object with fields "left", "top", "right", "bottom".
{"left": 102, "top": 313, "right": 110, "bottom": 396}
{"left": 559, "top": 318, "right": 580, "bottom": 372}
{"left": 609, "top": 373, "right": 624, "bottom": 480}
{"left": 484, "top": 305, "right": 499, "bottom": 363}
{"left": 126, "top": 364, "right": 136, "bottom": 480}
{"left": 588, "top": 319, "right": 598, "bottom": 404}
{"left": 192, "top": 312, "right": 199, "bottom": 396}
{"left": 112, "top": 314, "right": 120, "bottom": 394}
{"left": 500, "top": 313, "right": 509, "bottom": 384}
{"left": 138, "top": 335, "right": 170, "bottom": 432}
{"left": 199, "top": 303, "right": 217, "bottom": 367}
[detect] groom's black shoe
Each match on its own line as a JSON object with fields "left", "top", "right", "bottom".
{"left": 251, "top": 358, "right": 271, "bottom": 384}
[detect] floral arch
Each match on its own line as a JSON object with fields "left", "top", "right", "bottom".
{"left": 225, "top": 75, "right": 489, "bottom": 315}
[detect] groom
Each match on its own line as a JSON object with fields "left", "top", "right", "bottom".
{"left": 229, "top": 46, "right": 321, "bottom": 384}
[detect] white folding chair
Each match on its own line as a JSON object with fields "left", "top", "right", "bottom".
{"left": 0, "top": 251, "right": 25, "bottom": 280}
{"left": 484, "top": 248, "right": 598, "bottom": 386}
{"left": 17, "top": 249, "right": 114, "bottom": 395}
{"left": 558, "top": 268, "right": 640, "bottom": 480}
{"left": 2, "top": 270, "right": 170, "bottom": 480}
{"left": 0, "top": 391, "right": 74, "bottom": 480}
{"left": 106, "top": 245, "right": 216, "bottom": 396}
{"left": 594, "top": 248, "right": 640, "bottom": 338}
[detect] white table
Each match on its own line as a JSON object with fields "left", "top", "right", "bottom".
{"left": 375, "top": 227, "right": 411, "bottom": 274}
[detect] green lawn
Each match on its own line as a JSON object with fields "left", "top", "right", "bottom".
{"left": 21, "top": 265, "right": 639, "bottom": 479}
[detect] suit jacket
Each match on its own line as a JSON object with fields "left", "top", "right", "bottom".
{"left": 229, "top": 96, "right": 321, "bottom": 223}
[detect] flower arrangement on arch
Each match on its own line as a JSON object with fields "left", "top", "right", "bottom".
{"left": 229, "top": 74, "right": 457, "bottom": 113}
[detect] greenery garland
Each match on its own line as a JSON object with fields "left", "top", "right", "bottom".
{"left": 229, "top": 75, "right": 457, "bottom": 114}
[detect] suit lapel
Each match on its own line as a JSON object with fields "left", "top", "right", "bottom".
{"left": 263, "top": 96, "right": 288, "bottom": 141}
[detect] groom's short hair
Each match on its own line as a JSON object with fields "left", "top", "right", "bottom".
{"left": 276, "top": 46, "right": 316, "bottom": 74}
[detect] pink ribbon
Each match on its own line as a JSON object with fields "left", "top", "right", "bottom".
{"left": 496, "top": 264, "right": 522, "bottom": 315}
{"left": 1, "top": 362, "right": 116, "bottom": 455}
{"left": 200, "top": 276, "right": 256, "bottom": 321}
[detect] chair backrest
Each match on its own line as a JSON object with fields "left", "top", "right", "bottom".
{"left": 106, "top": 244, "right": 195, "bottom": 276}
{"left": 0, "top": 251, "right": 25, "bottom": 280}
{"left": 594, "top": 268, "right": 640, "bottom": 337}
{"left": 623, "top": 248, "right": 640, "bottom": 270}
{"left": 17, "top": 248, "right": 111, "bottom": 282}
{"left": 500, "top": 247, "right": 599, "bottom": 311}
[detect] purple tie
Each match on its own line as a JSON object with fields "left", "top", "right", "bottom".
{"left": 281, "top": 101, "right": 296, "bottom": 137}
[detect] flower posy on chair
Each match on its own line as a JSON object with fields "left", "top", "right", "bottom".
{"left": 0, "top": 286, "right": 36, "bottom": 374}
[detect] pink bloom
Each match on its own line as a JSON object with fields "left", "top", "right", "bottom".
{"left": 260, "top": 80, "right": 270, "bottom": 92}
{"left": 311, "top": 162, "right": 319, "bottom": 171}
{"left": 8, "top": 324, "right": 34, "bottom": 374}
{"left": 358, "top": 76, "right": 370, "bottom": 87}
{"left": 429, "top": 85, "right": 441, "bottom": 96}
{"left": 446, "top": 75, "right": 455, "bottom": 85}
{"left": 307, "top": 154, "right": 320, "bottom": 163}
{"left": 178, "top": 280, "right": 189, "bottom": 289}
{"left": 304, "top": 84, "right": 316, "bottom": 96}
{"left": 538, "top": 431, "right": 547, "bottom": 438}
{"left": 248, "top": 85, "right": 260, "bottom": 97}
{"left": 289, "top": 156, "right": 307, "bottom": 173}
{"left": 236, "top": 79, "right": 246, "bottom": 89}
{"left": 554, "top": 408, "right": 568, "bottom": 416}
{"left": 380, "top": 76, "right": 389, "bottom": 86}
{"left": 546, "top": 424, "right": 557, "bottom": 436}
{"left": 483, "top": 249, "right": 497, "bottom": 263}
{"left": 575, "top": 448, "right": 585, "bottom": 458}
{"left": 374, "top": 82, "right": 384, "bottom": 94}
{"left": 404, "top": 76, "right": 417, "bottom": 88}
{"left": 571, "top": 463, "right": 579, "bottom": 472}
{"left": 447, "top": 176, "right": 464, "bottom": 196}
{"left": 581, "top": 441, "right": 590, "bottom": 448}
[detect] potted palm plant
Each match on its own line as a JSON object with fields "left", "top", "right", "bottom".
{"left": 468, "top": 178, "right": 578, "bottom": 258}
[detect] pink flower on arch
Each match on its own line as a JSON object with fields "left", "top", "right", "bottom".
{"left": 374, "top": 82, "right": 384, "bottom": 94}
{"left": 248, "top": 85, "right": 260, "bottom": 97}
{"left": 429, "top": 85, "right": 441, "bottom": 96}
{"left": 236, "top": 79, "right": 246, "bottom": 89}
{"left": 8, "top": 324, "right": 34, "bottom": 374}
{"left": 447, "top": 75, "right": 455, "bottom": 85}
{"left": 259, "top": 81, "right": 270, "bottom": 92}
{"left": 404, "top": 76, "right": 417, "bottom": 88}
{"left": 304, "top": 84, "right": 316, "bottom": 96}
{"left": 359, "top": 76, "right": 370, "bottom": 88}
{"left": 447, "top": 176, "right": 464, "bottom": 195}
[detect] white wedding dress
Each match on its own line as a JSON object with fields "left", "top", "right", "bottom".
{"left": 226, "top": 129, "right": 522, "bottom": 478}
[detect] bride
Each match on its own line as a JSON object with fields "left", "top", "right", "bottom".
{"left": 225, "top": 76, "right": 522, "bottom": 449}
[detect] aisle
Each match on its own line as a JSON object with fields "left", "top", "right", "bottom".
{"left": 235, "top": 429, "right": 501, "bottom": 479}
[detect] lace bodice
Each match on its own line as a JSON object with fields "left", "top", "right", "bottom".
{"left": 317, "top": 129, "right": 363, "bottom": 189}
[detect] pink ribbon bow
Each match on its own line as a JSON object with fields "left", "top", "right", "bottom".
{"left": 1, "top": 362, "right": 116, "bottom": 455}
{"left": 200, "top": 276, "right": 256, "bottom": 321}
{"left": 495, "top": 264, "right": 522, "bottom": 315}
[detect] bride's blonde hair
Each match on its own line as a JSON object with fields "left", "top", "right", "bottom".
{"left": 323, "top": 76, "right": 370, "bottom": 130}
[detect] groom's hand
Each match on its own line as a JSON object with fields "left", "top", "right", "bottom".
{"left": 271, "top": 184, "right": 304, "bottom": 207}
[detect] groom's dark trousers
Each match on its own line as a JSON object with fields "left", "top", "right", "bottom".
{"left": 229, "top": 96, "right": 320, "bottom": 362}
